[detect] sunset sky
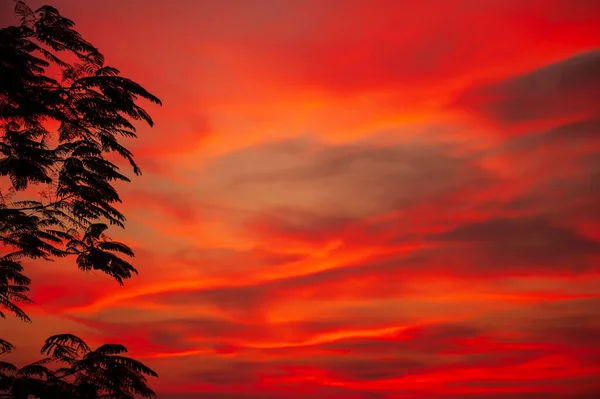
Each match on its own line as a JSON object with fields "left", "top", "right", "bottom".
{"left": 2, "top": 0, "right": 600, "bottom": 398}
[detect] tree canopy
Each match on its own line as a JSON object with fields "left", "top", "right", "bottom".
{"left": 1, "top": 1, "right": 161, "bottom": 398}
{"left": 1, "top": 334, "right": 158, "bottom": 399}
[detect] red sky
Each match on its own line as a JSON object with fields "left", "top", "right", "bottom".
{"left": 2, "top": 1, "right": 600, "bottom": 398}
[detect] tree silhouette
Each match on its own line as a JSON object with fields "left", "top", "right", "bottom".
{"left": 1, "top": 334, "right": 158, "bottom": 399}
{"left": 1, "top": 1, "right": 161, "bottom": 397}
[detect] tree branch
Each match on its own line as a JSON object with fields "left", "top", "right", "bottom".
{"left": 10, "top": 194, "right": 75, "bottom": 212}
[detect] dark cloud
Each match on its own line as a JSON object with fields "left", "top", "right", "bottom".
{"left": 160, "top": 320, "right": 555, "bottom": 389}
{"left": 473, "top": 117, "right": 600, "bottom": 230}
{"left": 202, "top": 137, "right": 492, "bottom": 241}
{"left": 148, "top": 221, "right": 597, "bottom": 317}
{"left": 237, "top": 140, "right": 486, "bottom": 208}
{"left": 146, "top": 329, "right": 194, "bottom": 351}
{"left": 74, "top": 311, "right": 411, "bottom": 352}
{"left": 76, "top": 310, "right": 600, "bottom": 398}
{"left": 156, "top": 283, "right": 271, "bottom": 320}
{"left": 143, "top": 250, "right": 422, "bottom": 317}
{"left": 499, "top": 118, "right": 600, "bottom": 155}
{"left": 534, "top": 319, "right": 600, "bottom": 349}
{"left": 540, "top": 118, "right": 600, "bottom": 145}
{"left": 319, "top": 323, "right": 481, "bottom": 355}
{"left": 428, "top": 217, "right": 600, "bottom": 271}
{"left": 145, "top": 214, "right": 599, "bottom": 320}
{"left": 189, "top": 362, "right": 261, "bottom": 385}
{"left": 68, "top": 315, "right": 242, "bottom": 351}
{"left": 511, "top": 299, "right": 600, "bottom": 350}
{"left": 455, "top": 49, "right": 600, "bottom": 125}
{"left": 327, "top": 358, "right": 424, "bottom": 381}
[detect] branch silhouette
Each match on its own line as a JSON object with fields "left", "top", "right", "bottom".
{"left": 1, "top": 1, "right": 162, "bottom": 397}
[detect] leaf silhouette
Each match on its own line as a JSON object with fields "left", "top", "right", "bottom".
{"left": 1, "top": 2, "right": 161, "bottom": 397}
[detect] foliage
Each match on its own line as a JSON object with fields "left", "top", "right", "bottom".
{"left": 0, "top": 1, "right": 161, "bottom": 397}
{"left": 0, "top": 334, "right": 157, "bottom": 399}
